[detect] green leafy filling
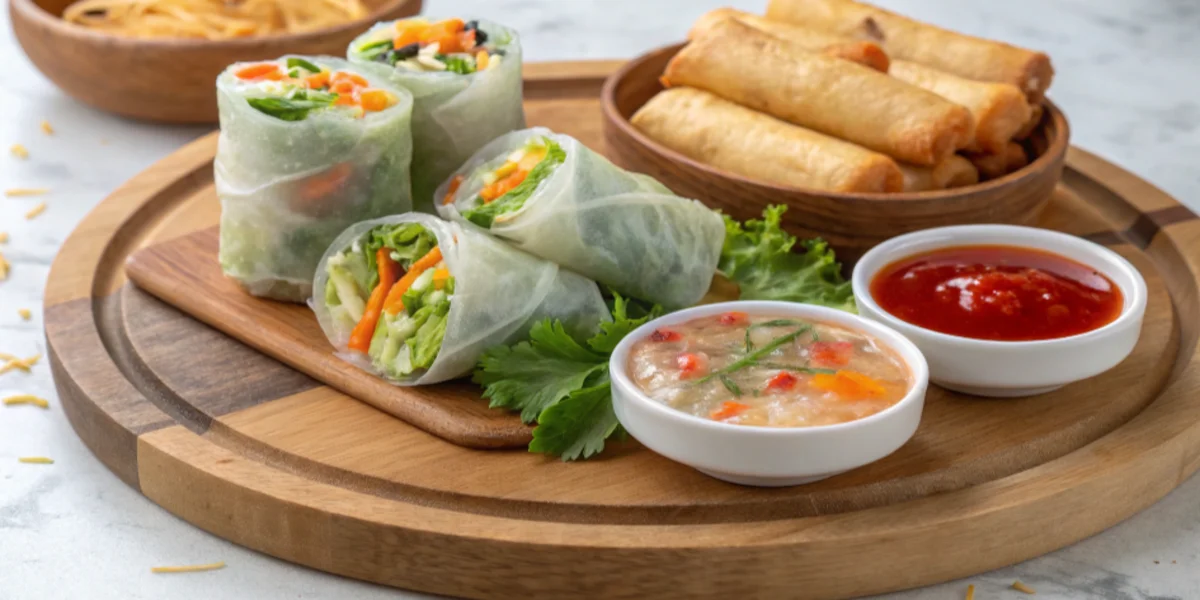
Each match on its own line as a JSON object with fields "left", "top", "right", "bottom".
{"left": 462, "top": 139, "right": 566, "bottom": 229}
{"left": 719, "top": 205, "right": 855, "bottom": 312}
{"left": 247, "top": 88, "right": 338, "bottom": 122}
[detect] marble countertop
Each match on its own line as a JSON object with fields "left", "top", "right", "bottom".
{"left": 2, "top": 0, "right": 1198, "bottom": 598}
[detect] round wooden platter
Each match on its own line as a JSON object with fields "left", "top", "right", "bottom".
{"left": 45, "top": 60, "right": 1200, "bottom": 600}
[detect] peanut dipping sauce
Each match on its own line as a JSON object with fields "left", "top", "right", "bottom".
{"left": 626, "top": 312, "right": 911, "bottom": 427}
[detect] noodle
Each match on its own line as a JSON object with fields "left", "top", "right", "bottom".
{"left": 62, "top": 0, "right": 368, "bottom": 40}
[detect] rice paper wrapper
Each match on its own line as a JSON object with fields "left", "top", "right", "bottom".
{"left": 348, "top": 19, "right": 526, "bottom": 213}
{"left": 436, "top": 128, "right": 726, "bottom": 309}
{"left": 216, "top": 56, "right": 415, "bottom": 303}
{"left": 312, "top": 214, "right": 610, "bottom": 385}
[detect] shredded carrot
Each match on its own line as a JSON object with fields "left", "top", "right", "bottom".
{"left": 710, "top": 401, "right": 750, "bottom": 421}
{"left": 0, "top": 232, "right": 8, "bottom": 243}
{"left": 4, "top": 395, "right": 49, "bottom": 409}
{"left": 0, "top": 252, "right": 8, "bottom": 280}
{"left": 10, "top": 144, "right": 28, "bottom": 159}
{"left": 348, "top": 249, "right": 401, "bottom": 353}
{"left": 479, "top": 170, "right": 527, "bottom": 202}
{"left": 151, "top": 562, "right": 226, "bottom": 574}
{"left": 383, "top": 246, "right": 443, "bottom": 315}
{"left": 40, "top": 120, "right": 54, "bottom": 135}
{"left": 442, "top": 174, "right": 464, "bottom": 205}
{"left": 18, "top": 457, "right": 53, "bottom": 464}
{"left": 25, "top": 202, "right": 47, "bottom": 219}
{"left": 1012, "top": 581, "right": 1036, "bottom": 594}
{"left": 234, "top": 63, "right": 281, "bottom": 80}
{"left": 18, "top": 308, "right": 31, "bottom": 320}
{"left": 0, "top": 353, "right": 41, "bottom": 375}
{"left": 358, "top": 89, "right": 394, "bottom": 112}
{"left": 965, "top": 584, "right": 975, "bottom": 600}
{"left": 303, "top": 70, "right": 331, "bottom": 89}
{"left": 5, "top": 188, "right": 48, "bottom": 197}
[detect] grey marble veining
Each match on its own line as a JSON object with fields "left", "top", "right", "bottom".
{"left": 1, "top": 1, "right": 1198, "bottom": 598}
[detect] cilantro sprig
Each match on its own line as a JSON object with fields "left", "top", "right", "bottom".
{"left": 474, "top": 293, "right": 661, "bottom": 461}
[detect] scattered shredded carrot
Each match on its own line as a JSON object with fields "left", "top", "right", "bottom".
{"left": 5, "top": 188, "right": 48, "bottom": 197}
{"left": 0, "top": 232, "right": 8, "bottom": 243}
{"left": 965, "top": 584, "right": 975, "bottom": 600}
{"left": 0, "top": 353, "right": 42, "bottom": 375}
{"left": 25, "top": 202, "right": 47, "bottom": 219}
{"left": 4, "top": 395, "right": 49, "bottom": 409}
{"left": 1012, "top": 581, "right": 1036, "bottom": 594}
{"left": 10, "top": 144, "right": 28, "bottom": 159}
{"left": 18, "top": 457, "right": 54, "bottom": 464}
{"left": 348, "top": 249, "right": 401, "bottom": 353}
{"left": 710, "top": 401, "right": 750, "bottom": 421}
{"left": 40, "top": 120, "right": 54, "bottom": 135}
{"left": 18, "top": 308, "right": 32, "bottom": 320}
{"left": 151, "top": 561, "right": 226, "bottom": 574}
{"left": 0, "top": 252, "right": 8, "bottom": 280}
{"left": 383, "top": 246, "right": 444, "bottom": 315}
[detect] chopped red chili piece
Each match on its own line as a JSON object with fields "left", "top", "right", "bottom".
{"left": 809, "top": 341, "right": 854, "bottom": 367}
{"left": 649, "top": 328, "right": 682, "bottom": 342}
{"left": 676, "top": 353, "right": 707, "bottom": 378}
{"left": 765, "top": 371, "right": 799, "bottom": 391}
{"left": 718, "top": 311, "right": 749, "bottom": 326}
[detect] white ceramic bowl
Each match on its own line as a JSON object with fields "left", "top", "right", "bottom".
{"left": 852, "top": 225, "right": 1148, "bottom": 397}
{"left": 609, "top": 301, "right": 929, "bottom": 487}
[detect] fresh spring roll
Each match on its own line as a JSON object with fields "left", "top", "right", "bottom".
{"left": 898, "top": 156, "right": 979, "bottom": 192}
{"left": 216, "top": 56, "right": 414, "bottom": 302}
{"left": 314, "top": 214, "right": 609, "bottom": 384}
{"left": 664, "top": 19, "right": 972, "bottom": 166}
{"left": 348, "top": 18, "right": 525, "bottom": 213}
{"left": 888, "top": 60, "right": 1031, "bottom": 153}
{"left": 688, "top": 8, "right": 890, "bottom": 72}
{"left": 435, "top": 128, "right": 726, "bottom": 309}
{"left": 632, "top": 88, "right": 903, "bottom": 193}
{"left": 766, "top": 0, "right": 1055, "bottom": 102}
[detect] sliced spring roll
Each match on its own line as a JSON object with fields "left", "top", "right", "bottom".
{"left": 632, "top": 87, "right": 903, "bottom": 193}
{"left": 665, "top": 19, "right": 972, "bottom": 166}
{"left": 314, "top": 214, "right": 609, "bottom": 384}
{"left": 889, "top": 60, "right": 1031, "bottom": 153}
{"left": 216, "top": 56, "right": 414, "bottom": 302}
{"left": 898, "top": 156, "right": 979, "bottom": 192}
{"left": 766, "top": 0, "right": 1055, "bottom": 101}
{"left": 348, "top": 18, "right": 526, "bottom": 212}
{"left": 435, "top": 128, "right": 725, "bottom": 309}
{"left": 689, "top": 8, "right": 890, "bottom": 72}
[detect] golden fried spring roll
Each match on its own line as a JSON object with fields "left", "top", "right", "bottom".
{"left": 689, "top": 8, "right": 890, "bottom": 72}
{"left": 632, "top": 88, "right": 903, "bottom": 193}
{"left": 1013, "top": 103, "right": 1045, "bottom": 140}
{"left": 889, "top": 60, "right": 1031, "bottom": 153}
{"left": 664, "top": 20, "right": 973, "bottom": 166}
{"left": 898, "top": 156, "right": 979, "bottom": 192}
{"left": 965, "top": 142, "right": 1028, "bottom": 180}
{"left": 766, "top": 0, "right": 1055, "bottom": 101}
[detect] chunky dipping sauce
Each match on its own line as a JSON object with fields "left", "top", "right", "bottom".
{"left": 627, "top": 313, "right": 911, "bottom": 427}
{"left": 871, "top": 245, "right": 1123, "bottom": 341}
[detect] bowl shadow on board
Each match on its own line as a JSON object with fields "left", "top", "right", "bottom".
{"left": 10, "top": 0, "right": 424, "bottom": 124}
{"left": 601, "top": 42, "right": 1072, "bottom": 262}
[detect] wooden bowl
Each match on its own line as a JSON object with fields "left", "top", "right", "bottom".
{"left": 601, "top": 43, "right": 1071, "bottom": 260}
{"left": 11, "top": 0, "right": 423, "bottom": 124}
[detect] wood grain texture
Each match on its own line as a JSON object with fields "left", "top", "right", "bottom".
{"left": 44, "top": 59, "right": 1200, "bottom": 599}
{"left": 601, "top": 43, "right": 1069, "bottom": 259}
{"left": 10, "top": 0, "right": 423, "bottom": 123}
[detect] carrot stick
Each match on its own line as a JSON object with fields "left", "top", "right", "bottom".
{"left": 383, "top": 246, "right": 444, "bottom": 315}
{"left": 348, "top": 249, "right": 401, "bottom": 353}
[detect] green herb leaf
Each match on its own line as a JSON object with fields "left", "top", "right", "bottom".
{"left": 754, "top": 361, "right": 836, "bottom": 375}
{"left": 357, "top": 38, "right": 394, "bottom": 61}
{"left": 473, "top": 320, "right": 607, "bottom": 423}
{"left": 528, "top": 379, "right": 622, "bottom": 461}
{"left": 246, "top": 88, "right": 338, "bottom": 122}
{"left": 443, "top": 55, "right": 476, "bottom": 74}
{"left": 587, "top": 292, "right": 662, "bottom": 354}
{"left": 721, "top": 205, "right": 855, "bottom": 312}
{"left": 743, "top": 318, "right": 805, "bottom": 351}
{"left": 286, "top": 57, "right": 321, "bottom": 74}
{"left": 719, "top": 375, "right": 743, "bottom": 397}
{"left": 698, "top": 325, "right": 812, "bottom": 384}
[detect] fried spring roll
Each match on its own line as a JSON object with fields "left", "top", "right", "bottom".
{"left": 965, "top": 142, "right": 1028, "bottom": 180}
{"left": 664, "top": 20, "right": 973, "bottom": 166}
{"left": 898, "top": 156, "right": 979, "bottom": 192}
{"left": 889, "top": 60, "right": 1031, "bottom": 153}
{"left": 689, "top": 8, "right": 889, "bottom": 72}
{"left": 766, "top": 0, "right": 1055, "bottom": 101}
{"left": 1014, "top": 103, "right": 1045, "bottom": 140}
{"left": 632, "top": 88, "right": 903, "bottom": 193}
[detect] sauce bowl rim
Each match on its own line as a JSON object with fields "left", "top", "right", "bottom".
{"left": 609, "top": 300, "right": 930, "bottom": 436}
{"left": 851, "top": 225, "right": 1149, "bottom": 349}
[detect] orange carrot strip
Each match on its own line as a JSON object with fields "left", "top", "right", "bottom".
{"left": 348, "top": 249, "right": 401, "bottom": 353}
{"left": 442, "top": 174, "right": 464, "bottom": 205}
{"left": 359, "top": 89, "right": 394, "bottom": 112}
{"left": 234, "top": 63, "right": 280, "bottom": 80}
{"left": 479, "top": 170, "right": 528, "bottom": 202}
{"left": 383, "top": 247, "right": 444, "bottom": 315}
{"left": 710, "top": 401, "right": 750, "bottom": 421}
{"left": 304, "top": 71, "right": 331, "bottom": 89}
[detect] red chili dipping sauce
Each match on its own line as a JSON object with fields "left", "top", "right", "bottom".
{"left": 870, "top": 245, "right": 1123, "bottom": 341}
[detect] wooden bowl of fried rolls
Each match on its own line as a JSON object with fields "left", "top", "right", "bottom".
{"left": 600, "top": 0, "right": 1067, "bottom": 258}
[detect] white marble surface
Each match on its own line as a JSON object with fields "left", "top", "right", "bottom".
{"left": 2, "top": 0, "right": 1198, "bottom": 598}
